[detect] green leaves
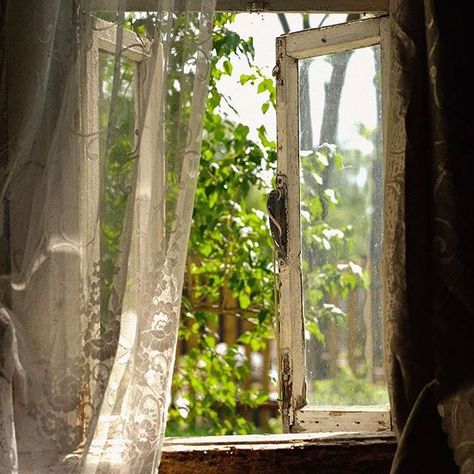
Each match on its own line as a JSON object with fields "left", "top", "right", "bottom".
{"left": 223, "top": 59, "right": 233, "bottom": 76}
{"left": 238, "top": 292, "right": 251, "bottom": 310}
{"left": 167, "top": 13, "right": 276, "bottom": 437}
{"left": 239, "top": 73, "right": 256, "bottom": 85}
{"left": 239, "top": 67, "right": 276, "bottom": 115}
{"left": 257, "top": 125, "right": 275, "bottom": 150}
{"left": 300, "top": 142, "right": 368, "bottom": 344}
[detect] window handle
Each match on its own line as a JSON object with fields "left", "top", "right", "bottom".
{"left": 267, "top": 174, "right": 288, "bottom": 264}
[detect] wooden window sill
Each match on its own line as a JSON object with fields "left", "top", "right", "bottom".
{"left": 161, "top": 432, "right": 396, "bottom": 473}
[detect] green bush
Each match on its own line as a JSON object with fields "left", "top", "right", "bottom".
{"left": 311, "top": 367, "right": 388, "bottom": 406}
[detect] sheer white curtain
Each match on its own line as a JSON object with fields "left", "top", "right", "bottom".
{"left": 1, "top": 1, "right": 214, "bottom": 472}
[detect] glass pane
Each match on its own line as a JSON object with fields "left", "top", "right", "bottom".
{"left": 299, "top": 46, "right": 388, "bottom": 406}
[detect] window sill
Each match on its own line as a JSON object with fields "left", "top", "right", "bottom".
{"left": 161, "top": 432, "right": 396, "bottom": 473}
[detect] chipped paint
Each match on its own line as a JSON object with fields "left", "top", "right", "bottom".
{"left": 280, "top": 351, "right": 293, "bottom": 432}
{"left": 275, "top": 16, "right": 393, "bottom": 436}
{"left": 276, "top": 28, "right": 306, "bottom": 435}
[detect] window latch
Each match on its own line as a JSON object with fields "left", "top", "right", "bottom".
{"left": 267, "top": 173, "right": 288, "bottom": 264}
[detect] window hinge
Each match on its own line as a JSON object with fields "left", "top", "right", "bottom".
{"left": 246, "top": 1, "right": 266, "bottom": 13}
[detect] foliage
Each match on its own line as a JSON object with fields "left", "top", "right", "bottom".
{"left": 311, "top": 367, "right": 388, "bottom": 406}
{"left": 97, "top": 11, "right": 386, "bottom": 436}
{"left": 96, "top": 11, "right": 278, "bottom": 436}
{"left": 166, "top": 13, "right": 278, "bottom": 436}
{"left": 300, "top": 144, "right": 366, "bottom": 343}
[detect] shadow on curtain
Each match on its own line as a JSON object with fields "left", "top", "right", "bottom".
{"left": 1, "top": 1, "right": 215, "bottom": 472}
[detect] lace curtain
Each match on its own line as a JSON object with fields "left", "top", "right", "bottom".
{"left": 1, "top": 1, "right": 214, "bottom": 472}
{"left": 384, "top": 0, "right": 474, "bottom": 472}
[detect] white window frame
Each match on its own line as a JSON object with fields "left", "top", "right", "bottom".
{"left": 275, "top": 15, "right": 391, "bottom": 433}
{"left": 84, "top": 17, "right": 151, "bottom": 161}
{"left": 83, "top": 17, "right": 166, "bottom": 266}
{"left": 82, "top": 17, "right": 150, "bottom": 236}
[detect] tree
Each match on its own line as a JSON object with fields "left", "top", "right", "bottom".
{"left": 276, "top": 13, "right": 387, "bottom": 402}
{"left": 166, "top": 13, "right": 277, "bottom": 436}
{"left": 97, "top": 12, "right": 386, "bottom": 434}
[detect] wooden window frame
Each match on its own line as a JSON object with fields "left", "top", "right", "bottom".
{"left": 161, "top": 432, "right": 396, "bottom": 472}
{"left": 82, "top": 6, "right": 396, "bottom": 468}
{"left": 84, "top": 17, "right": 151, "bottom": 157}
{"left": 275, "top": 15, "right": 391, "bottom": 434}
{"left": 83, "top": 16, "right": 166, "bottom": 269}
{"left": 90, "top": 0, "right": 389, "bottom": 14}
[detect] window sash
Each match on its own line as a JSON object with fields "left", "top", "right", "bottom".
{"left": 275, "top": 15, "right": 391, "bottom": 433}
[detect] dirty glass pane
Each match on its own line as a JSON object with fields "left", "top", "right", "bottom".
{"left": 299, "top": 45, "right": 388, "bottom": 406}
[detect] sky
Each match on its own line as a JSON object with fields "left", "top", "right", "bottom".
{"left": 216, "top": 13, "right": 379, "bottom": 154}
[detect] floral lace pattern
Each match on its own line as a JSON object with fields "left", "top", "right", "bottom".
{"left": 1, "top": 1, "right": 215, "bottom": 472}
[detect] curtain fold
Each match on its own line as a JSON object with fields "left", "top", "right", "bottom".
{"left": 1, "top": 1, "right": 215, "bottom": 472}
{"left": 384, "top": 0, "right": 474, "bottom": 472}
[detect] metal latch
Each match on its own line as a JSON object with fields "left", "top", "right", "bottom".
{"left": 267, "top": 173, "right": 288, "bottom": 264}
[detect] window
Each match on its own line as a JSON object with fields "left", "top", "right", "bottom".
{"left": 85, "top": 18, "right": 166, "bottom": 322}
{"left": 88, "top": 3, "right": 393, "bottom": 447}
{"left": 272, "top": 16, "right": 391, "bottom": 433}
{"left": 79, "top": 6, "right": 397, "bottom": 473}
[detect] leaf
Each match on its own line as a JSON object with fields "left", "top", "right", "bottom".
{"left": 204, "top": 335, "right": 217, "bottom": 349}
{"left": 237, "top": 332, "right": 252, "bottom": 344}
{"left": 239, "top": 73, "right": 256, "bottom": 85}
{"left": 334, "top": 152, "right": 344, "bottom": 170}
{"left": 307, "top": 321, "right": 325, "bottom": 343}
{"left": 316, "top": 151, "right": 329, "bottom": 166}
{"left": 200, "top": 243, "right": 213, "bottom": 257}
{"left": 250, "top": 338, "right": 263, "bottom": 351}
{"left": 223, "top": 59, "right": 233, "bottom": 76}
{"left": 324, "top": 189, "right": 338, "bottom": 204}
{"left": 258, "top": 309, "right": 268, "bottom": 324}
{"left": 238, "top": 293, "right": 251, "bottom": 309}
{"left": 257, "top": 78, "right": 274, "bottom": 94}
{"left": 349, "top": 261, "right": 363, "bottom": 276}
{"left": 261, "top": 102, "right": 270, "bottom": 114}
{"left": 208, "top": 190, "right": 218, "bottom": 209}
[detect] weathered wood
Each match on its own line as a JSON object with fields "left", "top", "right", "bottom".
{"left": 160, "top": 432, "right": 396, "bottom": 473}
{"left": 276, "top": 34, "right": 306, "bottom": 433}
{"left": 285, "top": 16, "right": 383, "bottom": 60}
{"left": 90, "top": 0, "right": 389, "bottom": 13}
{"left": 93, "top": 18, "right": 150, "bottom": 62}
{"left": 277, "top": 15, "right": 392, "bottom": 434}
{"left": 295, "top": 406, "right": 391, "bottom": 433}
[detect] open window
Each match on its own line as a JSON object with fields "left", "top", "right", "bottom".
{"left": 272, "top": 16, "right": 391, "bottom": 433}
{"left": 82, "top": 17, "right": 166, "bottom": 325}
